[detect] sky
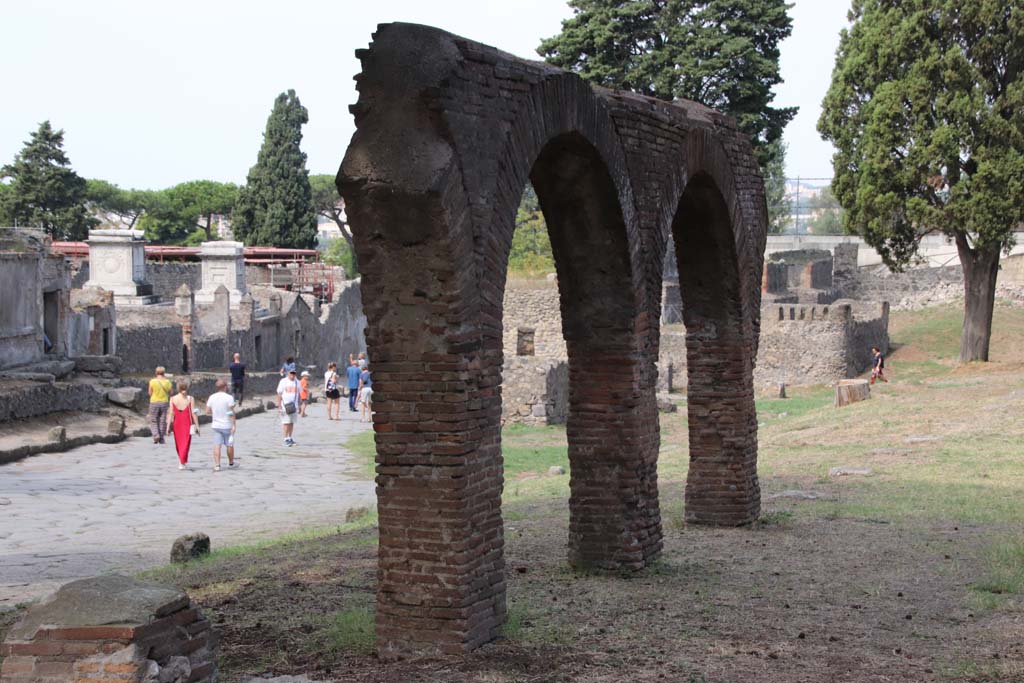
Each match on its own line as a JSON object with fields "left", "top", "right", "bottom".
{"left": 1, "top": 0, "right": 851, "bottom": 190}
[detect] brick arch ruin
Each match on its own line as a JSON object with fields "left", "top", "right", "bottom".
{"left": 337, "top": 23, "right": 767, "bottom": 657}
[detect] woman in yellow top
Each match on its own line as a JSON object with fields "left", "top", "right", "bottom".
{"left": 148, "top": 366, "right": 173, "bottom": 444}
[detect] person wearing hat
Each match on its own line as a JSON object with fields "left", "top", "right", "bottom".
{"left": 276, "top": 367, "right": 301, "bottom": 446}
{"left": 299, "top": 370, "right": 311, "bottom": 417}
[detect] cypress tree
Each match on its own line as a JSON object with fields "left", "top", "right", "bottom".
{"left": 233, "top": 90, "right": 317, "bottom": 248}
{"left": 1, "top": 121, "right": 96, "bottom": 240}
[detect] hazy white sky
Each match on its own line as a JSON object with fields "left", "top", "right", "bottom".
{"left": 1, "top": 0, "right": 850, "bottom": 189}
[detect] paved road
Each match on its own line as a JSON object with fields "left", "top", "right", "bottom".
{"left": 0, "top": 401, "right": 376, "bottom": 609}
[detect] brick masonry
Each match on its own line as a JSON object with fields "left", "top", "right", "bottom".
{"left": 338, "top": 23, "right": 767, "bottom": 657}
{"left": 0, "top": 575, "right": 216, "bottom": 683}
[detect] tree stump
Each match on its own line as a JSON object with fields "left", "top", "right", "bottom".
{"left": 835, "top": 379, "right": 870, "bottom": 407}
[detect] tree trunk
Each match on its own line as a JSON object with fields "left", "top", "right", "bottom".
{"left": 955, "top": 233, "right": 1000, "bottom": 363}
{"left": 204, "top": 215, "right": 213, "bottom": 241}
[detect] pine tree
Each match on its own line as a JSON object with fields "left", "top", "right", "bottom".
{"left": 233, "top": 90, "right": 317, "bottom": 248}
{"left": 539, "top": 0, "right": 797, "bottom": 168}
{"left": 818, "top": 0, "right": 1024, "bottom": 362}
{"left": 1, "top": 121, "right": 97, "bottom": 240}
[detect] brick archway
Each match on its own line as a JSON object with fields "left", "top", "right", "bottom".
{"left": 338, "top": 22, "right": 767, "bottom": 658}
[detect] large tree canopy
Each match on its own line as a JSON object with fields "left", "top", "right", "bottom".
{"left": 85, "top": 179, "right": 155, "bottom": 229}
{"left": 539, "top": 0, "right": 797, "bottom": 166}
{"left": 309, "top": 174, "right": 350, "bottom": 245}
{"left": 233, "top": 90, "right": 317, "bottom": 249}
{"left": 818, "top": 0, "right": 1024, "bottom": 361}
{"left": 1, "top": 121, "right": 96, "bottom": 240}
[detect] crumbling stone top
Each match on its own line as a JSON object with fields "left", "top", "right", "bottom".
{"left": 7, "top": 574, "right": 186, "bottom": 640}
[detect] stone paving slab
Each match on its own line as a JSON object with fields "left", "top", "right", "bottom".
{"left": 0, "top": 402, "right": 376, "bottom": 609}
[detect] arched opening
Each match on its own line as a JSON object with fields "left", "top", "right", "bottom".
{"left": 495, "top": 132, "right": 661, "bottom": 570}
{"left": 672, "top": 171, "right": 760, "bottom": 525}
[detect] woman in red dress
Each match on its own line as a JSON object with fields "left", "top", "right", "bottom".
{"left": 165, "top": 382, "right": 199, "bottom": 470}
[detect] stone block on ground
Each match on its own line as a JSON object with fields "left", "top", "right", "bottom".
{"left": 107, "top": 386, "right": 145, "bottom": 411}
{"left": 835, "top": 379, "right": 870, "bottom": 407}
{"left": 656, "top": 396, "right": 678, "bottom": 413}
{"left": 107, "top": 415, "right": 126, "bottom": 436}
{"left": 23, "top": 359, "right": 76, "bottom": 379}
{"left": 829, "top": 467, "right": 872, "bottom": 477}
{"left": 46, "top": 426, "right": 66, "bottom": 444}
{"left": 74, "top": 354, "right": 123, "bottom": 374}
{"left": 0, "top": 574, "right": 216, "bottom": 683}
{"left": 170, "top": 533, "right": 210, "bottom": 564}
{"left": 547, "top": 466, "right": 565, "bottom": 476}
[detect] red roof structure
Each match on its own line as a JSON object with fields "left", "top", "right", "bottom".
{"left": 51, "top": 242, "right": 320, "bottom": 264}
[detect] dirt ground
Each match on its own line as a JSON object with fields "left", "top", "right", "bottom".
{"left": 3, "top": 303, "right": 1024, "bottom": 682}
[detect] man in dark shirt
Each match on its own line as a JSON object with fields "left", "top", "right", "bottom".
{"left": 871, "top": 346, "right": 887, "bottom": 384}
{"left": 229, "top": 353, "right": 247, "bottom": 405}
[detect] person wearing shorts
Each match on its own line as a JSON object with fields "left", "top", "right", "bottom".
{"left": 205, "top": 379, "right": 237, "bottom": 471}
{"left": 358, "top": 365, "right": 373, "bottom": 423}
{"left": 871, "top": 346, "right": 888, "bottom": 384}
{"left": 277, "top": 369, "right": 301, "bottom": 446}
{"left": 324, "top": 363, "right": 341, "bottom": 420}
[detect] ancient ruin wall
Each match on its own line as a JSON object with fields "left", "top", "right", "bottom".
{"left": 500, "top": 357, "right": 569, "bottom": 426}
{"left": 117, "top": 324, "right": 184, "bottom": 374}
{"left": 501, "top": 283, "right": 564, "bottom": 360}
{"left": 339, "top": 22, "right": 766, "bottom": 657}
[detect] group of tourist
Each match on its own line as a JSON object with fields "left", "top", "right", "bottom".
{"left": 146, "top": 350, "right": 373, "bottom": 470}
{"left": 147, "top": 368, "right": 238, "bottom": 471}
{"left": 322, "top": 353, "right": 373, "bottom": 423}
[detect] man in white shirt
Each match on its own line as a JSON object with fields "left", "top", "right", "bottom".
{"left": 205, "top": 379, "right": 237, "bottom": 471}
{"left": 277, "top": 368, "right": 301, "bottom": 446}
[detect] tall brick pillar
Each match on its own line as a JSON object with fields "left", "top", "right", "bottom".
{"left": 675, "top": 173, "right": 761, "bottom": 525}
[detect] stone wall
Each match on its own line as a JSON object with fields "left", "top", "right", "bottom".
{"left": 0, "top": 380, "right": 108, "bottom": 422}
{"left": 853, "top": 264, "right": 963, "bottom": 305}
{"left": 755, "top": 304, "right": 851, "bottom": 387}
{"left": 72, "top": 261, "right": 202, "bottom": 301}
{"left": 656, "top": 327, "right": 688, "bottom": 393}
{"left": 0, "top": 255, "right": 43, "bottom": 368}
{"left": 117, "top": 324, "right": 184, "bottom": 374}
{"left": 192, "top": 338, "right": 226, "bottom": 371}
{"left": 500, "top": 357, "right": 568, "bottom": 426}
{"left": 762, "top": 262, "right": 788, "bottom": 295}
{"left": 502, "top": 282, "right": 564, "bottom": 360}
{"left": 754, "top": 301, "right": 889, "bottom": 388}
{"left": 801, "top": 259, "right": 833, "bottom": 289}
{"left": 65, "top": 288, "right": 117, "bottom": 358}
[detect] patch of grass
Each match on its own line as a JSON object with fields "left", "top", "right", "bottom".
{"left": 502, "top": 602, "right": 573, "bottom": 645}
{"left": 973, "top": 538, "right": 1024, "bottom": 596}
{"left": 755, "top": 387, "right": 833, "bottom": 420}
{"left": 755, "top": 510, "right": 794, "bottom": 527}
{"left": 140, "top": 511, "right": 378, "bottom": 585}
{"left": 502, "top": 426, "right": 569, "bottom": 478}
{"left": 320, "top": 607, "right": 375, "bottom": 656}
{"left": 343, "top": 430, "right": 377, "bottom": 477}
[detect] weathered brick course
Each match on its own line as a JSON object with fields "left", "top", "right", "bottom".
{"left": 339, "top": 22, "right": 766, "bottom": 657}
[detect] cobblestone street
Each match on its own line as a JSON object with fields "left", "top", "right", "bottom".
{"left": 0, "top": 401, "right": 375, "bottom": 609}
